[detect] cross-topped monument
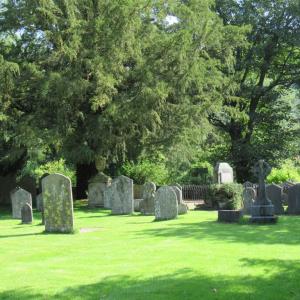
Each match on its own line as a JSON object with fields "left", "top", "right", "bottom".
{"left": 250, "top": 160, "right": 278, "bottom": 223}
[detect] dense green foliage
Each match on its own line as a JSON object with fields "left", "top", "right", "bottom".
{"left": 207, "top": 183, "right": 243, "bottom": 209}
{"left": 267, "top": 159, "right": 300, "bottom": 183}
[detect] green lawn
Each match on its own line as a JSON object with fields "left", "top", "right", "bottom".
{"left": 0, "top": 202, "right": 299, "bottom": 300}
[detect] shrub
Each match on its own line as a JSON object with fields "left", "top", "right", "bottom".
{"left": 206, "top": 183, "right": 243, "bottom": 210}
{"left": 267, "top": 160, "right": 300, "bottom": 183}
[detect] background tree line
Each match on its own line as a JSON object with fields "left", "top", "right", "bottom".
{"left": 0, "top": 0, "right": 299, "bottom": 195}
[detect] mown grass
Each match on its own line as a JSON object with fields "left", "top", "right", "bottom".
{"left": 0, "top": 201, "right": 299, "bottom": 300}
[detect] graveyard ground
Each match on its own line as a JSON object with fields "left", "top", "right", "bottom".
{"left": 0, "top": 202, "right": 299, "bottom": 300}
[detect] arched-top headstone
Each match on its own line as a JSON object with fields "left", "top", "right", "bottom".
{"left": 42, "top": 173, "right": 74, "bottom": 233}
{"left": 287, "top": 183, "right": 300, "bottom": 215}
{"left": 11, "top": 187, "right": 32, "bottom": 219}
{"left": 266, "top": 183, "right": 284, "bottom": 215}
{"left": 214, "top": 162, "right": 234, "bottom": 184}
{"left": 88, "top": 172, "right": 111, "bottom": 208}
{"left": 242, "top": 187, "right": 256, "bottom": 215}
{"left": 21, "top": 203, "right": 33, "bottom": 224}
{"left": 110, "top": 175, "right": 134, "bottom": 215}
{"left": 140, "top": 182, "right": 156, "bottom": 215}
{"left": 171, "top": 185, "right": 188, "bottom": 215}
{"left": 155, "top": 186, "right": 178, "bottom": 221}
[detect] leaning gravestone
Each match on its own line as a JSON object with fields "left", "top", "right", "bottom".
{"left": 266, "top": 184, "right": 284, "bottom": 215}
{"left": 214, "top": 162, "right": 234, "bottom": 184}
{"left": 88, "top": 172, "right": 111, "bottom": 208}
{"left": 242, "top": 187, "right": 256, "bottom": 215}
{"left": 140, "top": 182, "right": 156, "bottom": 215}
{"left": 110, "top": 176, "right": 134, "bottom": 215}
{"left": 21, "top": 203, "right": 33, "bottom": 224}
{"left": 287, "top": 184, "right": 300, "bottom": 215}
{"left": 11, "top": 187, "right": 32, "bottom": 219}
{"left": 155, "top": 186, "right": 178, "bottom": 221}
{"left": 42, "top": 173, "right": 74, "bottom": 233}
{"left": 171, "top": 186, "right": 188, "bottom": 215}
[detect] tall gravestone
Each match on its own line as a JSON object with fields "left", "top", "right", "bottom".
{"left": 214, "top": 162, "right": 234, "bottom": 184}
{"left": 140, "top": 182, "right": 156, "bottom": 215}
{"left": 42, "top": 173, "right": 74, "bottom": 233}
{"left": 110, "top": 176, "right": 134, "bottom": 215}
{"left": 171, "top": 186, "right": 188, "bottom": 215}
{"left": 21, "top": 203, "right": 33, "bottom": 224}
{"left": 287, "top": 184, "right": 300, "bottom": 215}
{"left": 88, "top": 172, "right": 111, "bottom": 208}
{"left": 266, "top": 184, "right": 284, "bottom": 215}
{"left": 242, "top": 187, "right": 256, "bottom": 215}
{"left": 11, "top": 187, "right": 32, "bottom": 219}
{"left": 250, "top": 160, "right": 277, "bottom": 223}
{"left": 155, "top": 186, "right": 178, "bottom": 221}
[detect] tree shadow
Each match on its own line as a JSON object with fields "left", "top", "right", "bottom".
{"left": 133, "top": 216, "right": 300, "bottom": 245}
{"left": 0, "top": 263, "right": 299, "bottom": 300}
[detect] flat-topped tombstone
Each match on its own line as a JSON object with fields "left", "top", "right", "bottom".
{"left": 266, "top": 184, "right": 284, "bottom": 215}
{"left": 21, "top": 203, "right": 33, "bottom": 224}
{"left": 242, "top": 187, "right": 256, "bottom": 215}
{"left": 11, "top": 187, "right": 32, "bottom": 219}
{"left": 111, "top": 176, "right": 134, "bottom": 215}
{"left": 171, "top": 186, "right": 188, "bottom": 215}
{"left": 215, "top": 162, "right": 234, "bottom": 184}
{"left": 88, "top": 172, "right": 111, "bottom": 208}
{"left": 155, "top": 186, "right": 178, "bottom": 221}
{"left": 42, "top": 173, "right": 74, "bottom": 233}
{"left": 287, "top": 184, "right": 300, "bottom": 215}
{"left": 140, "top": 182, "right": 156, "bottom": 215}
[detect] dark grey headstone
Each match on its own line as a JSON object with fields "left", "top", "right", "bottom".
{"left": 21, "top": 203, "right": 33, "bottom": 224}
{"left": 11, "top": 187, "right": 32, "bottom": 219}
{"left": 242, "top": 187, "right": 256, "bottom": 215}
{"left": 266, "top": 184, "right": 284, "bottom": 215}
{"left": 287, "top": 184, "right": 300, "bottom": 215}
{"left": 218, "top": 210, "right": 242, "bottom": 223}
{"left": 42, "top": 173, "right": 74, "bottom": 233}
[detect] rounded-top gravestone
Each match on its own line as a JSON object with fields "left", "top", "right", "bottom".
{"left": 242, "top": 187, "right": 256, "bottom": 215}
{"left": 88, "top": 172, "right": 111, "bottom": 208}
{"left": 155, "top": 186, "right": 178, "bottom": 221}
{"left": 171, "top": 186, "right": 188, "bottom": 215}
{"left": 21, "top": 203, "right": 33, "bottom": 224}
{"left": 140, "top": 182, "right": 156, "bottom": 215}
{"left": 42, "top": 173, "right": 74, "bottom": 233}
{"left": 11, "top": 187, "right": 32, "bottom": 219}
{"left": 266, "top": 183, "right": 284, "bottom": 215}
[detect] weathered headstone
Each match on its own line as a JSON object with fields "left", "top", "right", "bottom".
{"left": 11, "top": 187, "right": 32, "bottom": 219}
{"left": 154, "top": 186, "right": 178, "bottom": 221}
{"left": 42, "top": 173, "right": 74, "bottom": 233}
{"left": 171, "top": 186, "right": 188, "bottom": 215}
{"left": 21, "top": 203, "right": 33, "bottom": 224}
{"left": 287, "top": 184, "right": 300, "bottom": 215}
{"left": 38, "top": 173, "right": 50, "bottom": 193}
{"left": 110, "top": 176, "right": 134, "bottom": 215}
{"left": 36, "top": 193, "right": 43, "bottom": 212}
{"left": 218, "top": 210, "right": 242, "bottom": 223}
{"left": 266, "top": 184, "right": 284, "bottom": 215}
{"left": 103, "top": 181, "right": 114, "bottom": 209}
{"left": 242, "top": 187, "right": 256, "bottom": 215}
{"left": 88, "top": 172, "right": 111, "bottom": 208}
{"left": 214, "top": 162, "right": 234, "bottom": 184}
{"left": 140, "top": 182, "right": 156, "bottom": 215}
{"left": 250, "top": 160, "right": 277, "bottom": 223}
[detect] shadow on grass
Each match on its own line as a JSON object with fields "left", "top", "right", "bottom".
{"left": 0, "top": 262, "right": 299, "bottom": 300}
{"left": 134, "top": 216, "right": 300, "bottom": 245}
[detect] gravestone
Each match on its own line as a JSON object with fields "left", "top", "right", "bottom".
{"left": 36, "top": 193, "right": 43, "bottom": 212}
{"left": 214, "top": 162, "right": 234, "bottom": 184}
{"left": 19, "top": 175, "right": 37, "bottom": 203}
{"left": 243, "top": 181, "right": 254, "bottom": 188}
{"left": 140, "top": 182, "right": 156, "bottom": 215}
{"left": 42, "top": 173, "right": 74, "bottom": 233}
{"left": 287, "top": 184, "right": 300, "bottom": 215}
{"left": 11, "top": 187, "right": 32, "bottom": 219}
{"left": 171, "top": 186, "right": 188, "bottom": 215}
{"left": 266, "top": 184, "right": 284, "bottom": 215}
{"left": 88, "top": 172, "right": 111, "bottom": 208}
{"left": 21, "top": 203, "right": 33, "bottom": 224}
{"left": 155, "top": 186, "right": 178, "bottom": 221}
{"left": 250, "top": 160, "right": 277, "bottom": 223}
{"left": 38, "top": 173, "right": 50, "bottom": 193}
{"left": 242, "top": 187, "right": 256, "bottom": 215}
{"left": 103, "top": 182, "right": 114, "bottom": 209}
{"left": 110, "top": 176, "right": 134, "bottom": 215}
{"left": 134, "top": 199, "right": 142, "bottom": 212}
{"left": 218, "top": 210, "right": 242, "bottom": 223}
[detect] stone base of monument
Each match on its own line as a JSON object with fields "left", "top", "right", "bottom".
{"left": 250, "top": 215, "right": 278, "bottom": 224}
{"left": 250, "top": 204, "right": 278, "bottom": 224}
{"left": 218, "top": 210, "right": 243, "bottom": 223}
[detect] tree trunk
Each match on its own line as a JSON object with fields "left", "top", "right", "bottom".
{"left": 76, "top": 162, "right": 98, "bottom": 200}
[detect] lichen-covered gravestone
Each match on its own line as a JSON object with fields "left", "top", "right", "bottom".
{"left": 242, "top": 187, "right": 256, "bottom": 215}
{"left": 21, "top": 203, "right": 33, "bottom": 224}
{"left": 110, "top": 176, "right": 134, "bottom": 215}
{"left": 287, "top": 184, "right": 300, "bottom": 215}
{"left": 171, "top": 186, "right": 188, "bottom": 215}
{"left": 11, "top": 187, "right": 32, "bottom": 219}
{"left": 266, "top": 184, "right": 284, "bottom": 215}
{"left": 140, "top": 182, "right": 156, "bottom": 215}
{"left": 155, "top": 186, "right": 178, "bottom": 221}
{"left": 88, "top": 172, "right": 111, "bottom": 208}
{"left": 42, "top": 173, "right": 74, "bottom": 233}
